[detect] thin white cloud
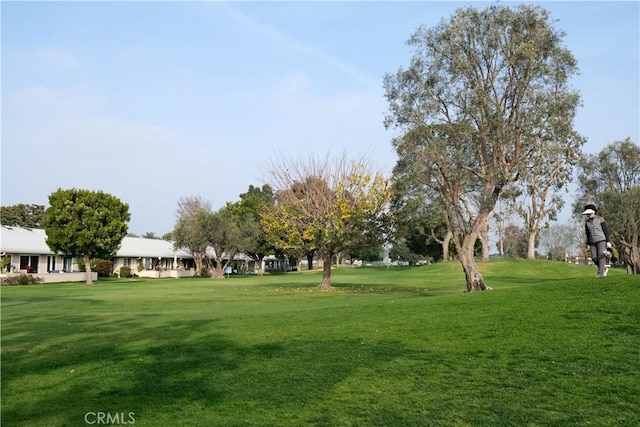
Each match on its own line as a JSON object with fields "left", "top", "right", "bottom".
{"left": 214, "top": 2, "right": 380, "bottom": 91}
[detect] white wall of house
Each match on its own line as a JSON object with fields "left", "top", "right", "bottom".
{"left": 112, "top": 256, "right": 194, "bottom": 276}
{"left": 136, "top": 269, "right": 195, "bottom": 279}
{"left": 32, "top": 272, "right": 98, "bottom": 283}
{"left": 4, "top": 253, "right": 80, "bottom": 274}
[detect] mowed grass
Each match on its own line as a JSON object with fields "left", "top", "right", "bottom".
{"left": 1, "top": 260, "right": 639, "bottom": 426}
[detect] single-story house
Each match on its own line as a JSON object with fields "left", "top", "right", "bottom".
{"left": 0, "top": 225, "right": 281, "bottom": 282}
{"left": 112, "top": 235, "right": 196, "bottom": 278}
{"left": 0, "top": 225, "right": 196, "bottom": 282}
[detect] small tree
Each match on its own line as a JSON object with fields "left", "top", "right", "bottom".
{"left": 227, "top": 184, "right": 276, "bottom": 275}
{"left": 203, "top": 207, "right": 247, "bottom": 279}
{"left": 173, "top": 195, "right": 212, "bottom": 275}
{"left": 538, "top": 223, "right": 575, "bottom": 261}
{"left": 173, "top": 208, "right": 210, "bottom": 276}
{"left": 503, "top": 224, "right": 529, "bottom": 258}
{"left": 42, "top": 188, "right": 130, "bottom": 284}
{"left": 261, "top": 151, "right": 392, "bottom": 290}
{"left": 175, "top": 207, "right": 246, "bottom": 279}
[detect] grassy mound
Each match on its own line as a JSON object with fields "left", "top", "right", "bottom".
{"left": 2, "top": 259, "right": 638, "bottom": 426}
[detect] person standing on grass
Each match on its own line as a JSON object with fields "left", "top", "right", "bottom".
{"left": 582, "top": 204, "right": 612, "bottom": 277}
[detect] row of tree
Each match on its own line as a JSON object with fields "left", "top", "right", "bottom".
{"left": 19, "top": 134, "right": 635, "bottom": 289}
{"left": 3, "top": 4, "right": 638, "bottom": 289}
{"left": 171, "top": 152, "right": 392, "bottom": 289}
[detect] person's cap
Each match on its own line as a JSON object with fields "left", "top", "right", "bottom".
{"left": 582, "top": 204, "right": 597, "bottom": 215}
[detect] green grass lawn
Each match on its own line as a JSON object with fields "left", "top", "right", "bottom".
{"left": 2, "top": 260, "right": 639, "bottom": 426}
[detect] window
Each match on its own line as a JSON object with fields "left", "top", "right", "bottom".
{"left": 63, "top": 256, "right": 73, "bottom": 272}
{"left": 47, "top": 256, "right": 56, "bottom": 272}
{"left": 20, "top": 255, "right": 39, "bottom": 273}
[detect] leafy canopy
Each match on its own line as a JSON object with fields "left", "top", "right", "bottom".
{"left": 0, "top": 204, "right": 46, "bottom": 228}
{"left": 261, "top": 153, "right": 392, "bottom": 288}
{"left": 262, "top": 162, "right": 391, "bottom": 258}
{"left": 42, "top": 188, "right": 130, "bottom": 259}
{"left": 384, "top": 4, "right": 582, "bottom": 290}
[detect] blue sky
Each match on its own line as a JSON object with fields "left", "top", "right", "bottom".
{"left": 2, "top": 1, "right": 638, "bottom": 236}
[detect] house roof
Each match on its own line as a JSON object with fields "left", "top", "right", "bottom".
{"left": 1, "top": 226, "right": 192, "bottom": 259}
{"left": 1, "top": 226, "right": 54, "bottom": 255}
{"left": 117, "top": 236, "right": 192, "bottom": 259}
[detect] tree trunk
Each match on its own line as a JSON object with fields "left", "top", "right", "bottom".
{"left": 480, "top": 226, "right": 489, "bottom": 261}
{"left": 432, "top": 229, "right": 452, "bottom": 261}
{"left": 257, "top": 257, "right": 265, "bottom": 276}
{"left": 459, "top": 235, "right": 489, "bottom": 292}
{"left": 527, "top": 231, "right": 537, "bottom": 260}
{"left": 211, "top": 259, "right": 225, "bottom": 279}
{"left": 212, "top": 271, "right": 225, "bottom": 279}
{"left": 306, "top": 251, "right": 315, "bottom": 271}
{"left": 621, "top": 242, "right": 640, "bottom": 274}
{"left": 442, "top": 230, "right": 452, "bottom": 261}
{"left": 317, "top": 253, "right": 335, "bottom": 290}
{"left": 84, "top": 254, "right": 93, "bottom": 285}
{"left": 194, "top": 253, "right": 203, "bottom": 276}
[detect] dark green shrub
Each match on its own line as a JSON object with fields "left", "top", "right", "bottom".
{"left": 119, "top": 266, "right": 132, "bottom": 278}
{"left": 1, "top": 274, "right": 45, "bottom": 286}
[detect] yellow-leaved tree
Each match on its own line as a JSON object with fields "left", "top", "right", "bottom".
{"left": 261, "top": 152, "right": 392, "bottom": 290}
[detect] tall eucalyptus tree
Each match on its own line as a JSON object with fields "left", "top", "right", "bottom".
{"left": 384, "top": 4, "right": 583, "bottom": 291}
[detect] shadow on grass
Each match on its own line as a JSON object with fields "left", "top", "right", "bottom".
{"left": 2, "top": 314, "right": 413, "bottom": 426}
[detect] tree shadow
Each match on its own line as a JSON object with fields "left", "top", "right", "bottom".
{"left": 2, "top": 314, "right": 414, "bottom": 426}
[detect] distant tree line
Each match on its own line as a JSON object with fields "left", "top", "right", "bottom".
{"left": 0, "top": 204, "right": 46, "bottom": 228}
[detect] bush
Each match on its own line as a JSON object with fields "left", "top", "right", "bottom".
{"left": 119, "top": 266, "right": 132, "bottom": 278}
{"left": 1, "top": 274, "right": 45, "bottom": 286}
{"left": 76, "top": 258, "right": 113, "bottom": 276}
{"left": 94, "top": 259, "right": 113, "bottom": 277}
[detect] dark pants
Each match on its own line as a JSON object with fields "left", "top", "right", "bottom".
{"left": 589, "top": 241, "right": 608, "bottom": 276}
